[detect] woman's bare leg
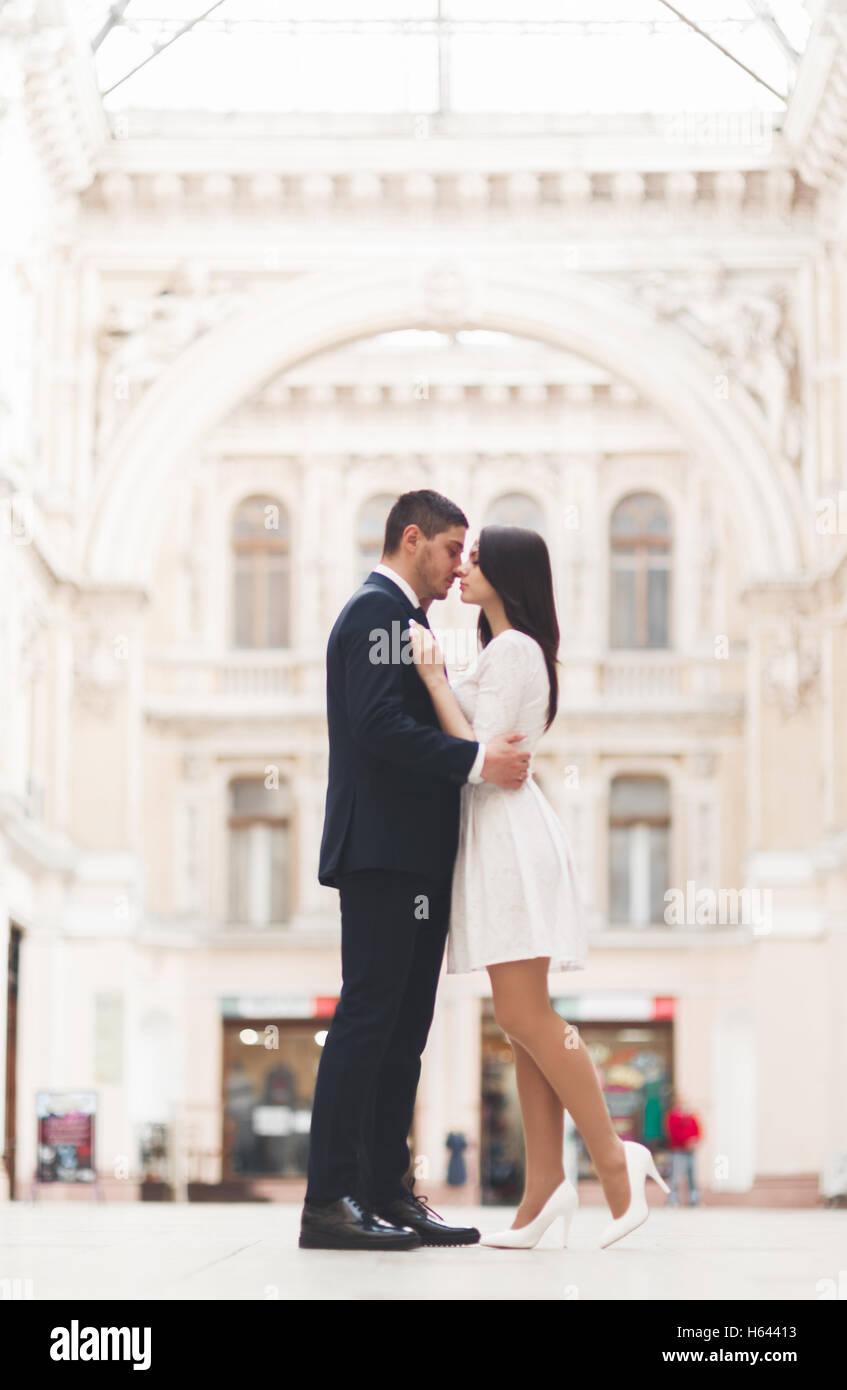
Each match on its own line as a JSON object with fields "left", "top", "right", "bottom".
{"left": 488, "top": 957, "right": 632, "bottom": 1221}
{"left": 510, "top": 1038, "right": 566, "bottom": 1228}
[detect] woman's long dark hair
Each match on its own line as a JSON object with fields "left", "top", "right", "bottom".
{"left": 476, "top": 525, "right": 559, "bottom": 730}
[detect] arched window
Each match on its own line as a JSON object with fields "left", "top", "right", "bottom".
{"left": 483, "top": 491, "right": 546, "bottom": 536}
{"left": 356, "top": 493, "right": 395, "bottom": 582}
{"left": 228, "top": 777, "right": 292, "bottom": 926}
{"left": 609, "top": 492, "right": 671, "bottom": 649}
{"left": 231, "top": 495, "right": 290, "bottom": 648}
{"left": 608, "top": 775, "right": 670, "bottom": 927}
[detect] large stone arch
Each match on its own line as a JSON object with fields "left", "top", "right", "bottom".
{"left": 83, "top": 262, "right": 805, "bottom": 586}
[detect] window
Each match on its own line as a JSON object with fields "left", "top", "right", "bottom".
{"left": 483, "top": 491, "right": 546, "bottom": 537}
{"left": 231, "top": 495, "right": 290, "bottom": 648}
{"left": 609, "top": 492, "right": 671, "bottom": 649}
{"left": 608, "top": 775, "right": 670, "bottom": 927}
{"left": 228, "top": 778, "right": 292, "bottom": 926}
{"left": 356, "top": 493, "right": 395, "bottom": 582}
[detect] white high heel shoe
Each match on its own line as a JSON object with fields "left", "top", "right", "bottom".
{"left": 598, "top": 1141, "right": 670, "bottom": 1249}
{"left": 479, "top": 1178, "right": 578, "bottom": 1249}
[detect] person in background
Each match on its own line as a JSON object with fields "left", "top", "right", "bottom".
{"left": 446, "top": 1132, "right": 468, "bottom": 1187}
{"left": 665, "top": 1091, "right": 702, "bottom": 1206}
{"left": 640, "top": 1067, "right": 665, "bottom": 1153}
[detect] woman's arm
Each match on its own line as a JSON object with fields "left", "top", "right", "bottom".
{"left": 424, "top": 671, "right": 476, "bottom": 741}
{"left": 408, "top": 621, "right": 476, "bottom": 740}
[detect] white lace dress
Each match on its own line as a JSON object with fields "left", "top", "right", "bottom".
{"left": 447, "top": 628, "right": 588, "bottom": 976}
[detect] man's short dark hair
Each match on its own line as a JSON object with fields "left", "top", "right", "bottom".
{"left": 383, "top": 489, "right": 468, "bottom": 555}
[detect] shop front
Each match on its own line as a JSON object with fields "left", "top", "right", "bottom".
{"left": 221, "top": 995, "right": 338, "bottom": 1182}
{"left": 480, "top": 993, "right": 675, "bottom": 1204}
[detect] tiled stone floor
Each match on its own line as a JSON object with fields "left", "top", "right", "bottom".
{"left": 1, "top": 1201, "right": 845, "bottom": 1301}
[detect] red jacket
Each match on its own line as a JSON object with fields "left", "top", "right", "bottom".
{"left": 666, "top": 1108, "right": 700, "bottom": 1148}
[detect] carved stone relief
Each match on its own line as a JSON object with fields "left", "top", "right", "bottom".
{"left": 626, "top": 264, "right": 804, "bottom": 469}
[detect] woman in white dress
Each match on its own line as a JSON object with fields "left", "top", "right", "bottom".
{"left": 409, "top": 525, "right": 669, "bottom": 1249}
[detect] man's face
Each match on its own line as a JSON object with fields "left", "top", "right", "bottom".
{"left": 414, "top": 524, "right": 467, "bottom": 600}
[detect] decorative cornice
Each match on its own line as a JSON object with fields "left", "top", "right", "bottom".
{"left": 82, "top": 164, "right": 814, "bottom": 220}
{"left": 245, "top": 378, "right": 645, "bottom": 409}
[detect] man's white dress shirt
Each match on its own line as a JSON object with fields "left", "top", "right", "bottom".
{"left": 372, "top": 562, "right": 486, "bottom": 783}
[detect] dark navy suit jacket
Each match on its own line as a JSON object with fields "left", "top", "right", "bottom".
{"left": 317, "top": 570, "right": 480, "bottom": 887}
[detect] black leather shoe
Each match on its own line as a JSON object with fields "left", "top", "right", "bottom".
{"left": 373, "top": 1191, "right": 480, "bottom": 1246}
{"left": 298, "top": 1195, "right": 422, "bottom": 1250}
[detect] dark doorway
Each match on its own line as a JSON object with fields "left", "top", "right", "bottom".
{"left": 4, "top": 925, "right": 21, "bottom": 1201}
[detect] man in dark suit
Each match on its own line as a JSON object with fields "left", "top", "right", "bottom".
{"left": 299, "top": 490, "right": 530, "bottom": 1250}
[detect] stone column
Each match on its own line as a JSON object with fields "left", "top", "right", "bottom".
{"left": 175, "top": 754, "right": 213, "bottom": 919}
{"left": 298, "top": 455, "right": 323, "bottom": 649}
{"left": 548, "top": 754, "right": 599, "bottom": 924}
{"left": 69, "top": 589, "right": 148, "bottom": 871}
{"left": 415, "top": 988, "right": 482, "bottom": 1193}
{"left": 810, "top": 246, "right": 842, "bottom": 506}
{"left": 74, "top": 256, "right": 100, "bottom": 507}
{"left": 684, "top": 752, "right": 720, "bottom": 899}
{"left": 320, "top": 455, "right": 350, "bottom": 628}
{"left": 741, "top": 584, "right": 822, "bottom": 933}
{"left": 292, "top": 759, "right": 328, "bottom": 921}
{"left": 710, "top": 1004, "right": 756, "bottom": 1192}
{"left": 49, "top": 244, "right": 79, "bottom": 505}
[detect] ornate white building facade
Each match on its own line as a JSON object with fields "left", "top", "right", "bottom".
{"left": 1, "top": 0, "right": 846, "bottom": 1203}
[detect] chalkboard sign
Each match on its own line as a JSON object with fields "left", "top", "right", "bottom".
{"left": 36, "top": 1091, "right": 96, "bottom": 1182}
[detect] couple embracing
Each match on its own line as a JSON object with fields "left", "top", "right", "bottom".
{"left": 300, "top": 490, "right": 668, "bottom": 1254}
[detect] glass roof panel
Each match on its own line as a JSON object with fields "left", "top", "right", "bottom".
{"left": 85, "top": 1, "right": 813, "bottom": 117}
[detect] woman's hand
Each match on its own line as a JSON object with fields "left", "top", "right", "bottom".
{"left": 408, "top": 619, "right": 447, "bottom": 684}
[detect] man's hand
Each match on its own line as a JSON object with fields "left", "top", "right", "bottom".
{"left": 480, "top": 733, "right": 530, "bottom": 789}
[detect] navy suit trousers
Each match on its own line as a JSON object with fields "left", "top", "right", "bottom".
{"left": 304, "top": 867, "right": 452, "bottom": 1206}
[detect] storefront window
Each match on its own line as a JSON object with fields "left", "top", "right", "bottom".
{"left": 574, "top": 1022, "right": 673, "bottom": 1175}
{"left": 480, "top": 1004, "right": 673, "bottom": 1201}
{"left": 222, "top": 1018, "right": 331, "bottom": 1179}
{"left": 480, "top": 1022, "right": 524, "bottom": 1206}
